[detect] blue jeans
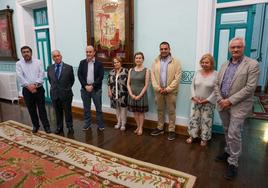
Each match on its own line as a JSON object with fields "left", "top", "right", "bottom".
{"left": 81, "top": 88, "right": 104, "bottom": 128}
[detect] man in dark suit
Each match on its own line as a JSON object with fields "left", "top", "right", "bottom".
{"left": 78, "top": 45, "right": 105, "bottom": 131}
{"left": 47, "top": 50, "right": 75, "bottom": 134}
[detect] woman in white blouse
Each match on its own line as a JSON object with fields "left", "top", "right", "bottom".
{"left": 186, "top": 54, "right": 217, "bottom": 146}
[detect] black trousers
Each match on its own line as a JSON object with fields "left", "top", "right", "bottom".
{"left": 52, "top": 96, "right": 73, "bottom": 130}
{"left": 22, "top": 86, "right": 50, "bottom": 129}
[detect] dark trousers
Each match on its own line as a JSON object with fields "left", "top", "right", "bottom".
{"left": 52, "top": 97, "right": 73, "bottom": 130}
{"left": 81, "top": 88, "right": 104, "bottom": 128}
{"left": 22, "top": 86, "right": 50, "bottom": 129}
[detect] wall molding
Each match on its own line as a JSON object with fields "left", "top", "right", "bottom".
{"left": 195, "top": 0, "right": 216, "bottom": 70}
{"left": 15, "top": 0, "right": 56, "bottom": 58}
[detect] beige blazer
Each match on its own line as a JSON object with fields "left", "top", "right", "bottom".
{"left": 214, "top": 56, "right": 260, "bottom": 118}
{"left": 151, "top": 56, "right": 182, "bottom": 94}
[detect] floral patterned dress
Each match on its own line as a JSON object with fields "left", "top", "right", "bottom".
{"left": 108, "top": 68, "right": 128, "bottom": 108}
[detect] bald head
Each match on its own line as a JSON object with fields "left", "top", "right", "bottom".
{"left": 52, "top": 50, "right": 62, "bottom": 64}
{"left": 86, "top": 45, "right": 96, "bottom": 61}
{"left": 52, "top": 50, "right": 61, "bottom": 56}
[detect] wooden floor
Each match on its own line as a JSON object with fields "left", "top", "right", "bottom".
{"left": 0, "top": 100, "right": 267, "bottom": 188}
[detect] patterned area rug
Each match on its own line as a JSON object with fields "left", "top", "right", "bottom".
{"left": 0, "top": 121, "right": 196, "bottom": 188}
{"left": 252, "top": 95, "right": 268, "bottom": 120}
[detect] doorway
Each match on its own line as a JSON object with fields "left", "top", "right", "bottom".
{"left": 213, "top": 4, "right": 255, "bottom": 133}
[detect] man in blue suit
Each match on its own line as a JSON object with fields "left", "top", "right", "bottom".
{"left": 47, "top": 50, "right": 75, "bottom": 134}
{"left": 78, "top": 45, "right": 105, "bottom": 131}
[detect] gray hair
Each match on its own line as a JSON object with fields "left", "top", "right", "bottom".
{"left": 229, "top": 37, "right": 246, "bottom": 47}
{"left": 86, "top": 45, "right": 95, "bottom": 51}
{"left": 51, "top": 50, "right": 61, "bottom": 55}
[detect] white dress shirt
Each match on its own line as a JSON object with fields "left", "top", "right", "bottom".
{"left": 87, "top": 58, "right": 95, "bottom": 85}
{"left": 16, "top": 58, "right": 45, "bottom": 87}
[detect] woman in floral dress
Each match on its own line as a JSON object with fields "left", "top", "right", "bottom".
{"left": 108, "top": 57, "right": 128, "bottom": 131}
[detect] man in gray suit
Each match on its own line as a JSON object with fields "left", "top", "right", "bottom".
{"left": 48, "top": 50, "right": 75, "bottom": 134}
{"left": 215, "top": 37, "right": 260, "bottom": 180}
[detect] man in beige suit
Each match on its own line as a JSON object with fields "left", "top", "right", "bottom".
{"left": 215, "top": 37, "right": 260, "bottom": 180}
{"left": 150, "top": 41, "right": 182, "bottom": 141}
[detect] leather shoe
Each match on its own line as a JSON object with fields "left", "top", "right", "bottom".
{"left": 150, "top": 128, "right": 164, "bottom": 136}
{"left": 215, "top": 152, "right": 230, "bottom": 162}
{"left": 32, "top": 127, "right": 39, "bottom": 133}
{"left": 167, "top": 132, "right": 176, "bottom": 141}
{"left": 55, "top": 128, "right": 63, "bottom": 134}
{"left": 45, "top": 128, "right": 51, "bottom": 134}
{"left": 68, "top": 127, "right": 74, "bottom": 134}
{"left": 224, "top": 164, "right": 237, "bottom": 180}
{"left": 82, "top": 125, "right": 91, "bottom": 130}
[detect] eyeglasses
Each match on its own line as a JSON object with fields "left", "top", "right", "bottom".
{"left": 229, "top": 46, "right": 243, "bottom": 49}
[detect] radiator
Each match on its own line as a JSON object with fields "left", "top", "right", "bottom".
{"left": 0, "top": 72, "right": 19, "bottom": 103}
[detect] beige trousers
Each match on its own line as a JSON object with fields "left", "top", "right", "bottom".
{"left": 219, "top": 109, "right": 244, "bottom": 167}
{"left": 155, "top": 92, "right": 177, "bottom": 132}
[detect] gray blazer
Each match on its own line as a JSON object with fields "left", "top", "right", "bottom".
{"left": 215, "top": 56, "right": 260, "bottom": 118}
{"left": 47, "top": 62, "right": 75, "bottom": 101}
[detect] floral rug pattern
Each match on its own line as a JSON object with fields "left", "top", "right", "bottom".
{"left": 0, "top": 121, "right": 196, "bottom": 188}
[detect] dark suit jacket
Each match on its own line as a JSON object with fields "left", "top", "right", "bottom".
{"left": 47, "top": 62, "right": 75, "bottom": 101}
{"left": 77, "top": 59, "right": 104, "bottom": 91}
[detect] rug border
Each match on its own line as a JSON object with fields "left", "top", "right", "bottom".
{"left": 1, "top": 120, "right": 196, "bottom": 188}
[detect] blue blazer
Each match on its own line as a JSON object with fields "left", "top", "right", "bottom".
{"left": 77, "top": 59, "right": 104, "bottom": 91}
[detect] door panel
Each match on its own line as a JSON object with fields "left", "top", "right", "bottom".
{"left": 251, "top": 3, "right": 268, "bottom": 90}
{"left": 218, "top": 29, "right": 230, "bottom": 69}
{"left": 35, "top": 29, "right": 52, "bottom": 101}
{"left": 213, "top": 5, "right": 255, "bottom": 133}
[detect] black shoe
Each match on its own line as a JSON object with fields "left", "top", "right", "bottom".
{"left": 167, "top": 132, "right": 176, "bottom": 141}
{"left": 82, "top": 125, "right": 91, "bottom": 131}
{"left": 150, "top": 128, "right": 164, "bottom": 136}
{"left": 32, "top": 127, "right": 39, "bottom": 133}
{"left": 44, "top": 128, "right": 51, "bottom": 134}
{"left": 68, "top": 127, "right": 74, "bottom": 134}
{"left": 215, "top": 152, "right": 230, "bottom": 162}
{"left": 98, "top": 127, "right": 105, "bottom": 131}
{"left": 55, "top": 128, "right": 63, "bottom": 134}
{"left": 224, "top": 164, "right": 237, "bottom": 180}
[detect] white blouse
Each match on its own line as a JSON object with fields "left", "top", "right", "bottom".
{"left": 191, "top": 70, "right": 217, "bottom": 104}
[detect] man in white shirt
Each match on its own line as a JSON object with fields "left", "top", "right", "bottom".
{"left": 16, "top": 46, "right": 51, "bottom": 133}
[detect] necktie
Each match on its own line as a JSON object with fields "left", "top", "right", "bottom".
{"left": 55, "top": 64, "right": 61, "bottom": 80}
